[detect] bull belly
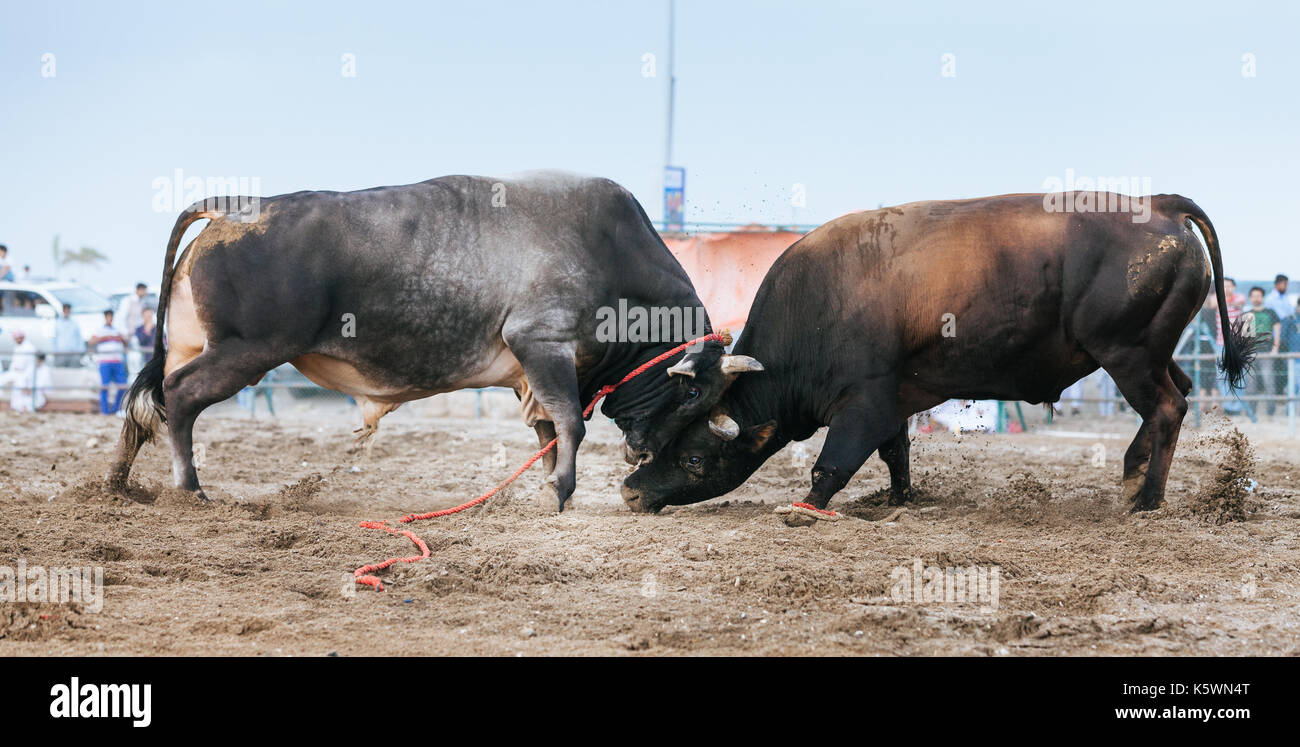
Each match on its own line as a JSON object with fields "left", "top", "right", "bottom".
{"left": 289, "top": 348, "right": 553, "bottom": 425}
{"left": 288, "top": 353, "right": 444, "bottom": 403}
{"left": 901, "top": 344, "right": 1097, "bottom": 409}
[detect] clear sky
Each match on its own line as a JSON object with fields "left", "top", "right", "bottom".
{"left": 2, "top": 0, "right": 1296, "bottom": 289}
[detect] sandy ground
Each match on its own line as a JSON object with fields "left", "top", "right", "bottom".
{"left": 1, "top": 400, "right": 1298, "bottom": 656}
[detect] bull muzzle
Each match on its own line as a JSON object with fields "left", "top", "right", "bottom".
{"left": 620, "top": 483, "right": 660, "bottom": 513}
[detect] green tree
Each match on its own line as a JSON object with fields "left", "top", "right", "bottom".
{"left": 59, "top": 245, "right": 110, "bottom": 274}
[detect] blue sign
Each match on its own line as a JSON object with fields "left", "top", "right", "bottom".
{"left": 664, "top": 166, "right": 685, "bottom": 231}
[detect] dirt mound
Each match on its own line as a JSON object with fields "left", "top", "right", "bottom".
{"left": 59, "top": 476, "right": 159, "bottom": 505}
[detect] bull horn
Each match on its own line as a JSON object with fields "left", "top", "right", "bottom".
{"left": 719, "top": 355, "right": 764, "bottom": 376}
{"left": 667, "top": 358, "right": 697, "bottom": 378}
{"left": 709, "top": 412, "right": 740, "bottom": 440}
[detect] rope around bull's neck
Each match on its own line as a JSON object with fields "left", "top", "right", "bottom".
{"left": 353, "top": 330, "right": 731, "bottom": 590}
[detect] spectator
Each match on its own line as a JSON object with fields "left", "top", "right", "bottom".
{"left": 133, "top": 307, "right": 156, "bottom": 366}
{"left": 89, "top": 309, "right": 128, "bottom": 415}
{"left": 1195, "top": 294, "right": 1220, "bottom": 404}
{"left": 4, "top": 329, "right": 38, "bottom": 410}
{"left": 1217, "top": 277, "right": 1245, "bottom": 344}
{"left": 1213, "top": 278, "right": 1247, "bottom": 413}
{"left": 1282, "top": 298, "right": 1300, "bottom": 353}
{"left": 33, "top": 353, "right": 52, "bottom": 410}
{"left": 11, "top": 352, "right": 52, "bottom": 412}
{"left": 1281, "top": 298, "right": 1300, "bottom": 412}
{"left": 53, "top": 302, "right": 85, "bottom": 368}
{"left": 19, "top": 265, "right": 32, "bottom": 282}
{"left": 117, "top": 283, "right": 149, "bottom": 336}
{"left": 1242, "top": 286, "right": 1282, "bottom": 415}
{"left": 0, "top": 245, "right": 13, "bottom": 281}
{"left": 1265, "top": 274, "right": 1292, "bottom": 321}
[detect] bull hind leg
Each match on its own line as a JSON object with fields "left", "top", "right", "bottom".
{"left": 876, "top": 422, "right": 914, "bottom": 506}
{"left": 515, "top": 383, "right": 558, "bottom": 477}
{"left": 1168, "top": 361, "right": 1193, "bottom": 398}
{"left": 1115, "top": 363, "right": 1191, "bottom": 504}
{"left": 1121, "top": 421, "right": 1153, "bottom": 506}
{"left": 1106, "top": 360, "right": 1190, "bottom": 512}
{"left": 1136, "top": 362, "right": 1194, "bottom": 509}
{"left": 163, "top": 342, "right": 282, "bottom": 498}
{"left": 534, "top": 420, "right": 558, "bottom": 476}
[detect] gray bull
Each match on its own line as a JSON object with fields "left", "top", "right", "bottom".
{"left": 107, "top": 172, "right": 761, "bottom": 508}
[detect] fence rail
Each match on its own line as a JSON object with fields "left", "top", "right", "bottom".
{"left": 4, "top": 350, "right": 1298, "bottom": 436}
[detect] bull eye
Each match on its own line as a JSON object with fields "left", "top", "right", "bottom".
{"left": 682, "top": 455, "right": 703, "bottom": 471}
{"left": 686, "top": 386, "right": 700, "bottom": 400}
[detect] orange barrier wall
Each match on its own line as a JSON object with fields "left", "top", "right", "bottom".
{"left": 662, "top": 229, "right": 803, "bottom": 331}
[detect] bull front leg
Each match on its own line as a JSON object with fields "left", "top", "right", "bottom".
{"left": 506, "top": 337, "right": 585, "bottom": 511}
{"left": 804, "top": 390, "right": 900, "bottom": 511}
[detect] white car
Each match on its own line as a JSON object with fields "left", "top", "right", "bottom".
{"left": 0, "top": 281, "right": 114, "bottom": 366}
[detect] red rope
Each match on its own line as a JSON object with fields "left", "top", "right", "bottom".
{"left": 352, "top": 522, "right": 431, "bottom": 591}
{"left": 790, "top": 501, "right": 840, "bottom": 517}
{"left": 354, "top": 330, "right": 730, "bottom": 591}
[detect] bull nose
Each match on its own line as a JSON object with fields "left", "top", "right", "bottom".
{"left": 620, "top": 483, "right": 650, "bottom": 513}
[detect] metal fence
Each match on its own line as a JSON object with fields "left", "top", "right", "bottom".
{"left": 0, "top": 350, "right": 512, "bottom": 419}
{"left": 988, "top": 351, "right": 1300, "bottom": 437}
{"left": 4, "top": 344, "right": 1299, "bottom": 437}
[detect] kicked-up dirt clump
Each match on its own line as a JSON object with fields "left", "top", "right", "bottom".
{"left": 1189, "top": 427, "right": 1254, "bottom": 525}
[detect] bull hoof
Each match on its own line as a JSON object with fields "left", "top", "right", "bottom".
{"left": 543, "top": 474, "right": 575, "bottom": 513}
{"left": 539, "top": 477, "right": 566, "bottom": 514}
{"left": 104, "top": 472, "right": 128, "bottom": 495}
{"left": 1129, "top": 498, "right": 1165, "bottom": 514}
{"left": 887, "top": 487, "right": 915, "bottom": 507}
{"left": 1121, "top": 465, "right": 1149, "bottom": 506}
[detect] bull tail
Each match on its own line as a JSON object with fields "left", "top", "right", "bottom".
{"left": 1165, "top": 195, "right": 1256, "bottom": 390}
{"left": 120, "top": 201, "right": 223, "bottom": 445}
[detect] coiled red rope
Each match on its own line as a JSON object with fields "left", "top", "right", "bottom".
{"left": 353, "top": 330, "right": 730, "bottom": 591}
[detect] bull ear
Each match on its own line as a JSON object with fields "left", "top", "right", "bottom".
{"left": 719, "top": 355, "right": 764, "bottom": 376}
{"left": 709, "top": 412, "right": 740, "bottom": 440}
{"left": 744, "top": 421, "right": 778, "bottom": 452}
{"left": 667, "top": 358, "right": 697, "bottom": 378}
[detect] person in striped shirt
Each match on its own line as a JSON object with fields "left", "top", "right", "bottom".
{"left": 88, "top": 309, "right": 128, "bottom": 415}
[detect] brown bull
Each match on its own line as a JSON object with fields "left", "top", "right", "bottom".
{"left": 621, "top": 193, "right": 1255, "bottom": 515}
